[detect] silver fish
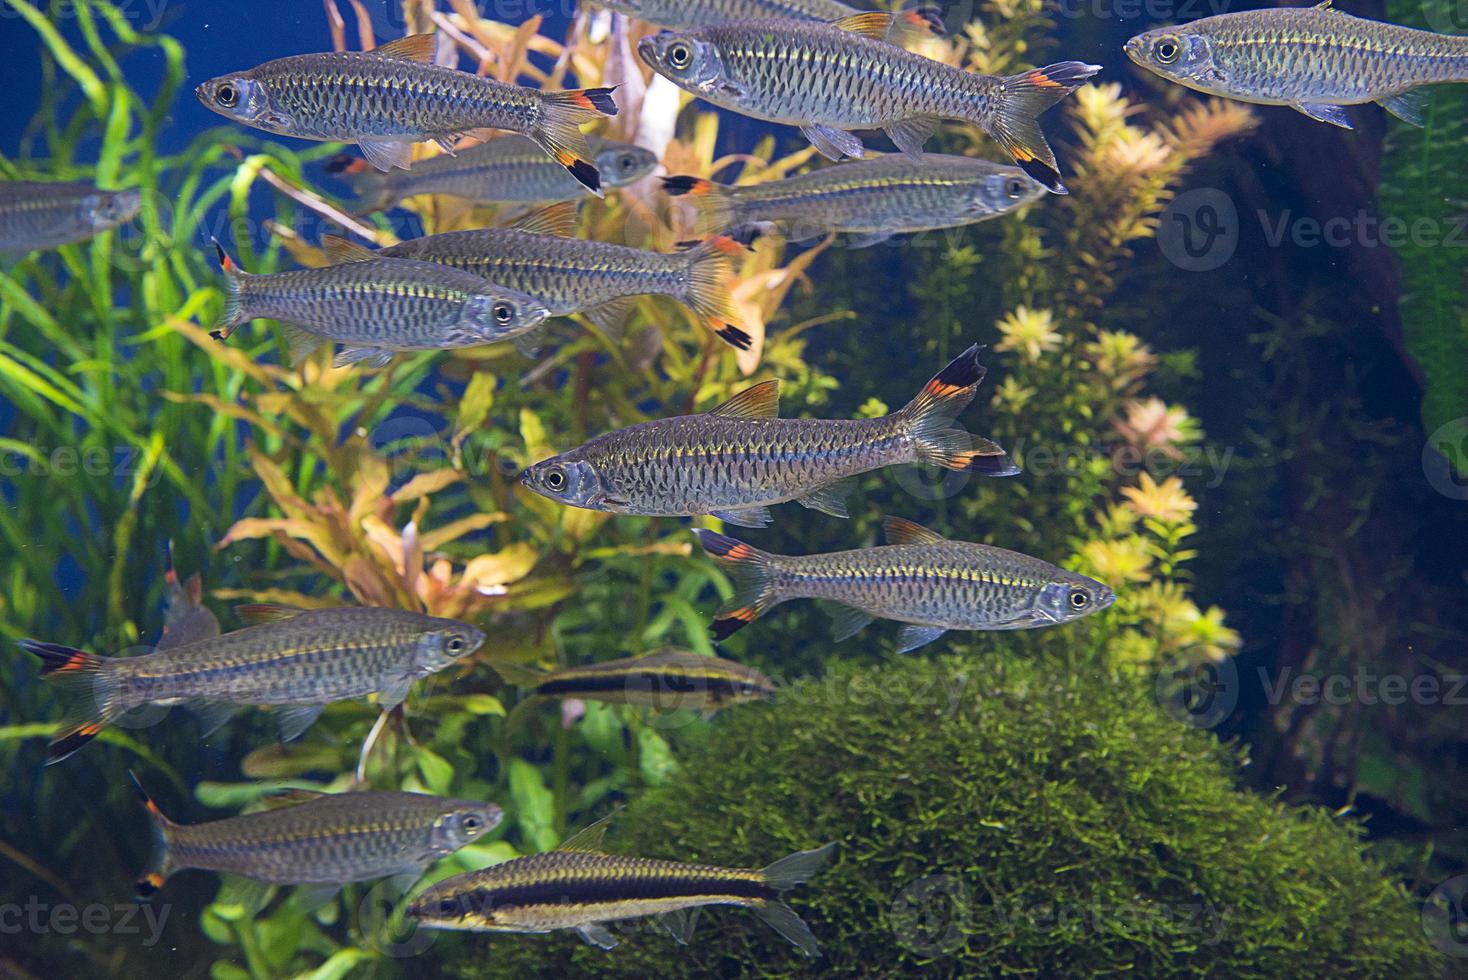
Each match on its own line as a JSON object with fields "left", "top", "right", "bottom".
{"left": 19, "top": 605, "right": 485, "bottom": 763}
{"left": 1126, "top": 3, "right": 1468, "bottom": 128}
{"left": 662, "top": 153, "right": 1046, "bottom": 245}
{"left": 131, "top": 777, "right": 501, "bottom": 898}
{"left": 332, "top": 136, "right": 658, "bottom": 213}
{"left": 520, "top": 344, "right": 1018, "bottom": 528}
{"left": 696, "top": 517, "right": 1115, "bottom": 651}
{"left": 196, "top": 34, "right": 618, "bottom": 193}
{"left": 407, "top": 812, "right": 835, "bottom": 956}
{"left": 0, "top": 180, "right": 140, "bottom": 252}
{"left": 638, "top": 13, "right": 1098, "bottom": 192}
{"left": 354, "top": 202, "right": 755, "bottom": 350}
{"left": 211, "top": 241, "right": 550, "bottom": 368}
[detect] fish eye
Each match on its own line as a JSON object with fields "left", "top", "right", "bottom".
{"left": 619, "top": 154, "right": 638, "bottom": 171}
{"left": 543, "top": 466, "right": 567, "bottom": 491}
{"left": 1154, "top": 37, "right": 1180, "bottom": 64}
{"left": 462, "top": 814, "right": 483, "bottom": 833}
{"left": 668, "top": 42, "right": 693, "bottom": 70}
{"left": 493, "top": 303, "right": 514, "bottom": 325}
{"left": 216, "top": 83, "right": 238, "bottom": 108}
{"left": 434, "top": 897, "right": 464, "bottom": 917}
{"left": 1069, "top": 589, "right": 1091, "bottom": 610}
{"left": 1006, "top": 177, "right": 1026, "bottom": 198}
{"left": 446, "top": 634, "right": 468, "bottom": 654}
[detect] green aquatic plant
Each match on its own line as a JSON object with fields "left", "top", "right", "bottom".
{"left": 455, "top": 654, "right": 1437, "bottom": 978}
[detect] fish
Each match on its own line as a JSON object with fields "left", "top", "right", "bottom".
{"left": 597, "top": 0, "right": 946, "bottom": 37}
{"left": 18, "top": 604, "right": 485, "bottom": 764}
{"left": 210, "top": 239, "right": 550, "bottom": 368}
{"left": 346, "top": 201, "right": 754, "bottom": 350}
{"left": 406, "top": 812, "right": 835, "bottom": 956}
{"left": 130, "top": 775, "right": 502, "bottom": 899}
{"left": 662, "top": 153, "right": 1047, "bottom": 246}
{"left": 520, "top": 344, "right": 1018, "bottom": 528}
{"left": 196, "top": 34, "right": 618, "bottom": 194}
{"left": 695, "top": 517, "right": 1116, "bottom": 651}
{"left": 494, "top": 648, "right": 775, "bottom": 715}
{"left": 330, "top": 135, "right": 659, "bottom": 213}
{"left": 637, "top": 13, "right": 1099, "bottom": 192}
{"left": 1125, "top": 2, "right": 1468, "bottom": 128}
{"left": 0, "top": 180, "right": 141, "bottom": 252}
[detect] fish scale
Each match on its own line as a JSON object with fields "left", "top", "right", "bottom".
{"left": 0, "top": 180, "right": 141, "bottom": 252}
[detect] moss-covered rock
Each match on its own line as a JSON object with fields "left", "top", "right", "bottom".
{"left": 436, "top": 655, "right": 1436, "bottom": 978}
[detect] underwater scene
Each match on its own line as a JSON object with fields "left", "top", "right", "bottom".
{"left": 1, "top": 0, "right": 1467, "bottom": 976}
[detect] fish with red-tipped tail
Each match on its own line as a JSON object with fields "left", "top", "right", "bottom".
{"left": 638, "top": 13, "right": 1098, "bottom": 192}
{"left": 521, "top": 345, "right": 1018, "bottom": 527}
{"left": 696, "top": 517, "right": 1115, "bottom": 650}
{"left": 196, "top": 34, "right": 618, "bottom": 194}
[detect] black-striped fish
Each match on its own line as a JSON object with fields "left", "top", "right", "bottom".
{"left": 638, "top": 13, "right": 1099, "bottom": 192}
{"left": 407, "top": 813, "right": 834, "bottom": 956}
{"left": 495, "top": 648, "right": 775, "bottom": 715}
{"left": 341, "top": 202, "right": 754, "bottom": 350}
{"left": 18, "top": 605, "right": 484, "bottom": 763}
{"left": 520, "top": 344, "right": 1018, "bottom": 528}
{"left": 211, "top": 240, "right": 550, "bottom": 368}
{"left": 598, "top": 0, "right": 945, "bottom": 36}
{"left": 662, "top": 153, "right": 1046, "bottom": 246}
{"left": 0, "top": 180, "right": 140, "bottom": 252}
{"left": 696, "top": 517, "right": 1115, "bottom": 651}
{"left": 331, "top": 136, "right": 658, "bottom": 213}
{"left": 196, "top": 34, "right": 618, "bottom": 193}
{"left": 130, "top": 775, "right": 501, "bottom": 899}
{"left": 1126, "top": 3, "right": 1468, "bottom": 128}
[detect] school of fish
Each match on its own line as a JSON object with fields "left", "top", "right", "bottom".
{"left": 12, "top": 0, "right": 1443, "bottom": 962}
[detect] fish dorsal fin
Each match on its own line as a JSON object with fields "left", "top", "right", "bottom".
{"left": 260, "top": 788, "right": 327, "bottom": 809}
{"left": 1313, "top": 0, "right": 1332, "bottom": 7}
{"left": 321, "top": 234, "right": 379, "bottom": 265}
{"left": 830, "top": 12, "right": 893, "bottom": 40}
{"left": 708, "top": 380, "right": 780, "bottom": 420}
{"left": 557, "top": 808, "right": 621, "bottom": 852}
{"left": 511, "top": 202, "right": 580, "bottom": 238}
{"left": 370, "top": 34, "right": 437, "bottom": 64}
{"left": 236, "top": 603, "right": 307, "bottom": 626}
{"left": 883, "top": 516, "right": 946, "bottom": 546}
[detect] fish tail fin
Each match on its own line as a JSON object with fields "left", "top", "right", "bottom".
{"left": 661, "top": 175, "right": 739, "bottom": 236}
{"left": 682, "top": 235, "right": 754, "bottom": 351}
{"left": 127, "top": 770, "right": 175, "bottom": 898}
{"left": 753, "top": 842, "right": 835, "bottom": 958}
{"left": 694, "top": 530, "right": 780, "bottom": 640}
{"left": 210, "top": 238, "right": 248, "bottom": 341}
{"left": 18, "top": 639, "right": 121, "bottom": 764}
{"left": 533, "top": 88, "right": 620, "bottom": 198}
{"left": 895, "top": 344, "right": 1020, "bottom": 476}
{"left": 326, "top": 154, "right": 394, "bottom": 212}
{"left": 984, "top": 62, "right": 1100, "bottom": 194}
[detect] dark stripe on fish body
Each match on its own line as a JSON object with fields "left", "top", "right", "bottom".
{"left": 535, "top": 670, "right": 741, "bottom": 699}
{"left": 454, "top": 857, "right": 775, "bottom": 910}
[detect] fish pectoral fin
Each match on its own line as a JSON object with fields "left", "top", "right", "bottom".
{"left": 189, "top": 700, "right": 242, "bottom": 738}
{"left": 795, "top": 477, "right": 856, "bottom": 518}
{"left": 711, "top": 505, "right": 774, "bottom": 529}
{"left": 1377, "top": 91, "right": 1427, "bottom": 128}
{"left": 819, "top": 601, "right": 876, "bottom": 643}
{"left": 885, "top": 117, "right": 938, "bottom": 159}
{"left": 294, "top": 884, "right": 341, "bottom": 912}
{"left": 800, "top": 124, "right": 865, "bottom": 161}
{"left": 512, "top": 325, "right": 552, "bottom": 359}
{"left": 844, "top": 230, "right": 896, "bottom": 250}
{"left": 274, "top": 703, "right": 324, "bottom": 742}
{"left": 660, "top": 907, "right": 700, "bottom": 945}
{"left": 334, "top": 346, "right": 396, "bottom": 369}
{"left": 358, "top": 139, "right": 415, "bottom": 172}
{"left": 575, "top": 923, "right": 619, "bottom": 950}
{"left": 1292, "top": 102, "right": 1354, "bottom": 129}
{"left": 894, "top": 624, "right": 947, "bottom": 654}
{"left": 377, "top": 678, "right": 413, "bottom": 713}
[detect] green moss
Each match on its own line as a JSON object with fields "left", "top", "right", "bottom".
{"left": 440, "top": 654, "right": 1435, "bottom": 978}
